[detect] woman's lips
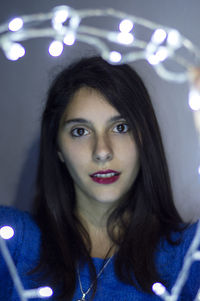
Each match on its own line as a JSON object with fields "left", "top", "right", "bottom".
{"left": 90, "top": 170, "right": 120, "bottom": 184}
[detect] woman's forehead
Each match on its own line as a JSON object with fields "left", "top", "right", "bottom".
{"left": 62, "top": 87, "right": 120, "bottom": 120}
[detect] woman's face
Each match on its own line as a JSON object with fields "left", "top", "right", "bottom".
{"left": 57, "top": 87, "right": 140, "bottom": 207}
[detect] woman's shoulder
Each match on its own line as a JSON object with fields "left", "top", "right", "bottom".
{"left": 0, "top": 205, "right": 41, "bottom": 258}
{"left": 0, "top": 205, "right": 40, "bottom": 233}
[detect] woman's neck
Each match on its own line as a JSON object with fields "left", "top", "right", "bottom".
{"left": 75, "top": 202, "right": 118, "bottom": 258}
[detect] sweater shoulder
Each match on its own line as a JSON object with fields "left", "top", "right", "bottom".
{"left": 0, "top": 206, "right": 41, "bottom": 257}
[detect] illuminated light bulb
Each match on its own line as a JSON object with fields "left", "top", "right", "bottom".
{"left": 146, "top": 46, "right": 168, "bottom": 65}
{"left": 119, "top": 19, "right": 134, "bottom": 33}
{"left": 155, "top": 46, "right": 168, "bottom": 62}
{"left": 48, "top": 41, "right": 63, "bottom": 57}
{"left": 117, "top": 32, "right": 134, "bottom": 45}
{"left": 6, "top": 43, "right": 25, "bottom": 61}
{"left": 63, "top": 32, "right": 76, "bottom": 45}
{"left": 152, "top": 282, "right": 166, "bottom": 296}
{"left": 109, "top": 51, "right": 122, "bottom": 63}
{"left": 188, "top": 89, "right": 200, "bottom": 111}
{"left": 38, "top": 286, "right": 53, "bottom": 298}
{"left": 8, "top": 17, "right": 23, "bottom": 32}
{"left": 198, "top": 166, "right": 200, "bottom": 175}
{"left": 53, "top": 9, "right": 69, "bottom": 24}
{"left": 146, "top": 53, "right": 160, "bottom": 65}
{"left": 152, "top": 28, "right": 167, "bottom": 44}
{"left": 0, "top": 226, "right": 14, "bottom": 240}
{"left": 167, "top": 30, "right": 182, "bottom": 48}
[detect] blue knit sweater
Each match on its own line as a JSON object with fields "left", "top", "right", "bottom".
{"left": 0, "top": 206, "right": 199, "bottom": 300}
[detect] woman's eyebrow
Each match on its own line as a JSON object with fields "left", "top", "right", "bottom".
{"left": 64, "top": 115, "right": 125, "bottom": 126}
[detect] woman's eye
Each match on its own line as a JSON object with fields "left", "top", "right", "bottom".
{"left": 71, "top": 128, "right": 89, "bottom": 137}
{"left": 113, "top": 123, "right": 129, "bottom": 133}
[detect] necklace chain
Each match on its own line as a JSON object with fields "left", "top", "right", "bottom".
{"left": 77, "top": 256, "right": 113, "bottom": 301}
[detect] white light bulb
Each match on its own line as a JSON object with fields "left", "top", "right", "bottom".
{"left": 48, "top": 41, "right": 63, "bottom": 57}
{"left": 152, "top": 28, "right": 167, "bottom": 44}
{"left": 53, "top": 9, "right": 69, "bottom": 24}
{"left": 119, "top": 19, "right": 134, "bottom": 33}
{"left": 155, "top": 46, "right": 168, "bottom": 62}
{"left": 0, "top": 226, "right": 14, "bottom": 240}
{"left": 6, "top": 43, "right": 25, "bottom": 61}
{"left": 188, "top": 89, "right": 200, "bottom": 111}
{"left": 63, "top": 32, "right": 75, "bottom": 46}
{"left": 198, "top": 166, "right": 200, "bottom": 175}
{"left": 8, "top": 17, "right": 23, "bottom": 32}
{"left": 152, "top": 282, "right": 166, "bottom": 296}
{"left": 146, "top": 46, "right": 168, "bottom": 65}
{"left": 109, "top": 51, "right": 122, "bottom": 63}
{"left": 38, "top": 287, "right": 53, "bottom": 297}
{"left": 117, "top": 32, "right": 134, "bottom": 45}
{"left": 146, "top": 54, "right": 160, "bottom": 65}
{"left": 167, "top": 30, "right": 182, "bottom": 48}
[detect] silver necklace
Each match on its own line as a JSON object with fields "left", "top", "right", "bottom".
{"left": 77, "top": 256, "right": 113, "bottom": 301}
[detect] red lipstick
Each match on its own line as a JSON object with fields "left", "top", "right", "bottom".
{"left": 90, "top": 169, "right": 120, "bottom": 184}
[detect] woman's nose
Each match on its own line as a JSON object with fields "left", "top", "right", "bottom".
{"left": 92, "top": 134, "right": 113, "bottom": 163}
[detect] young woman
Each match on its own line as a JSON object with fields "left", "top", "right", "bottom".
{"left": 0, "top": 56, "right": 199, "bottom": 300}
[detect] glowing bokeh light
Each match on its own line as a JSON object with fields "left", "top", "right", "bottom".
{"left": 6, "top": 43, "right": 25, "bottom": 61}
{"left": 188, "top": 89, "right": 200, "bottom": 111}
{"left": 38, "top": 286, "right": 53, "bottom": 297}
{"left": 63, "top": 32, "right": 76, "bottom": 45}
{"left": 8, "top": 17, "right": 23, "bottom": 32}
{"left": 0, "top": 226, "right": 14, "bottom": 240}
{"left": 53, "top": 8, "right": 69, "bottom": 24}
{"left": 167, "top": 30, "right": 182, "bottom": 48}
{"left": 152, "top": 28, "right": 167, "bottom": 44}
{"left": 119, "top": 19, "right": 134, "bottom": 33}
{"left": 152, "top": 282, "right": 166, "bottom": 296}
{"left": 48, "top": 41, "right": 64, "bottom": 57}
{"left": 109, "top": 51, "right": 122, "bottom": 63}
{"left": 117, "top": 32, "right": 134, "bottom": 45}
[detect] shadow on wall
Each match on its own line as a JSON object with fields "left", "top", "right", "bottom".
{"left": 14, "top": 138, "right": 40, "bottom": 212}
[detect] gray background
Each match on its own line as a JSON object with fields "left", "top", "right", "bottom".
{"left": 0, "top": 0, "right": 200, "bottom": 221}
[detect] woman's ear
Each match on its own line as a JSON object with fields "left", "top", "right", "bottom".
{"left": 57, "top": 151, "right": 65, "bottom": 163}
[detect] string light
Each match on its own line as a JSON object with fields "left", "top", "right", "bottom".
{"left": 63, "top": 32, "right": 76, "bottom": 46}
{"left": 0, "top": 226, "right": 14, "bottom": 239}
{"left": 52, "top": 7, "right": 69, "bottom": 24}
{"left": 5, "top": 43, "right": 25, "bottom": 61}
{"left": 152, "top": 282, "right": 168, "bottom": 297}
{"left": 188, "top": 89, "right": 200, "bottom": 111}
{"left": 48, "top": 40, "right": 63, "bottom": 57}
{"left": 117, "top": 32, "right": 134, "bottom": 45}
{"left": 151, "top": 28, "right": 167, "bottom": 44}
{"left": 0, "top": 225, "right": 53, "bottom": 300}
{"left": 152, "top": 220, "right": 200, "bottom": 301}
{"left": 23, "top": 287, "right": 53, "bottom": 298}
{"left": 38, "top": 287, "right": 53, "bottom": 297}
{"left": 196, "top": 289, "right": 200, "bottom": 301}
{"left": 119, "top": 19, "right": 134, "bottom": 33}
{"left": 8, "top": 17, "right": 23, "bottom": 32}
{"left": 167, "top": 30, "right": 182, "bottom": 48}
{"left": 0, "top": 5, "right": 200, "bottom": 301}
{"left": 109, "top": 51, "right": 122, "bottom": 63}
{"left": 0, "top": 6, "right": 199, "bottom": 84}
